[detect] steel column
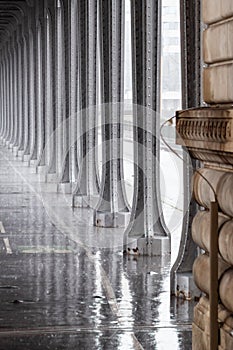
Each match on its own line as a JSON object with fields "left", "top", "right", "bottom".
{"left": 69, "top": 0, "right": 79, "bottom": 183}
{"left": 28, "top": 5, "right": 38, "bottom": 165}
{"left": 57, "top": 0, "right": 72, "bottom": 192}
{"left": 170, "top": 0, "right": 201, "bottom": 297}
{"left": 124, "top": 0, "right": 170, "bottom": 255}
{"left": 93, "top": 0, "right": 130, "bottom": 227}
{"left": 72, "top": 0, "right": 99, "bottom": 206}
{"left": 45, "top": 1, "right": 58, "bottom": 181}
{"left": 17, "top": 31, "right": 25, "bottom": 155}
{"left": 12, "top": 32, "right": 19, "bottom": 150}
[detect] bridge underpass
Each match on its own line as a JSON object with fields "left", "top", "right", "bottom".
{"left": 0, "top": 0, "right": 201, "bottom": 349}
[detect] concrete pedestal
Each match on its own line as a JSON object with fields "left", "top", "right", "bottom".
{"left": 137, "top": 236, "right": 171, "bottom": 256}
{"left": 94, "top": 211, "right": 130, "bottom": 228}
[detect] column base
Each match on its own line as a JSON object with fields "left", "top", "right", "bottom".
{"left": 46, "top": 173, "right": 58, "bottom": 183}
{"left": 94, "top": 211, "right": 130, "bottom": 228}
{"left": 58, "top": 182, "right": 72, "bottom": 194}
{"left": 36, "top": 165, "right": 47, "bottom": 182}
{"left": 17, "top": 150, "right": 24, "bottom": 158}
{"left": 29, "top": 159, "right": 38, "bottom": 167}
{"left": 45, "top": 173, "right": 58, "bottom": 191}
{"left": 5, "top": 140, "right": 11, "bottom": 147}
{"left": 73, "top": 195, "right": 99, "bottom": 208}
{"left": 136, "top": 236, "right": 171, "bottom": 256}
{"left": 9, "top": 143, "right": 14, "bottom": 150}
{"left": 175, "top": 272, "right": 201, "bottom": 300}
{"left": 22, "top": 154, "right": 31, "bottom": 162}
{"left": 13, "top": 146, "right": 19, "bottom": 156}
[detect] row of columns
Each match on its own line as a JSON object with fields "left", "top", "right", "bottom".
{"left": 0, "top": 0, "right": 171, "bottom": 255}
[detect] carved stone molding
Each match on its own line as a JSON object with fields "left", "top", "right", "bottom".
{"left": 176, "top": 107, "right": 233, "bottom": 153}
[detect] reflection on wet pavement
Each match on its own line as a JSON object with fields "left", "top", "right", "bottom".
{"left": 0, "top": 146, "right": 194, "bottom": 349}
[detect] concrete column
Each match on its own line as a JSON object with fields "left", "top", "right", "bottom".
{"left": 93, "top": 0, "right": 130, "bottom": 228}
{"left": 72, "top": 0, "right": 100, "bottom": 206}
{"left": 124, "top": 0, "right": 170, "bottom": 255}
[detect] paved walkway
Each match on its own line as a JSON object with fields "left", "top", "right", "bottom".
{"left": 0, "top": 145, "right": 194, "bottom": 350}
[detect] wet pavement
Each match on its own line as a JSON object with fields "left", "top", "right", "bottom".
{"left": 0, "top": 145, "right": 195, "bottom": 349}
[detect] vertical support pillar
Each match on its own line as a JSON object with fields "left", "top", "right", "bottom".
{"left": 12, "top": 31, "right": 19, "bottom": 150}
{"left": 16, "top": 30, "right": 25, "bottom": 157}
{"left": 93, "top": 0, "right": 130, "bottom": 227}
{"left": 8, "top": 37, "right": 15, "bottom": 148}
{"left": 124, "top": 0, "right": 170, "bottom": 255}
{"left": 45, "top": 1, "right": 58, "bottom": 183}
{"left": 28, "top": 5, "right": 39, "bottom": 166}
{"left": 69, "top": 0, "right": 79, "bottom": 184}
{"left": 20, "top": 23, "right": 31, "bottom": 161}
{"left": 170, "top": 0, "right": 201, "bottom": 297}
{"left": 57, "top": 0, "right": 72, "bottom": 193}
{"left": 36, "top": 0, "right": 47, "bottom": 169}
{"left": 72, "top": 0, "right": 100, "bottom": 206}
{"left": 5, "top": 42, "right": 11, "bottom": 145}
{"left": 1, "top": 53, "right": 8, "bottom": 142}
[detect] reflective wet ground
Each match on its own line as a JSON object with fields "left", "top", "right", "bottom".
{"left": 0, "top": 145, "right": 195, "bottom": 349}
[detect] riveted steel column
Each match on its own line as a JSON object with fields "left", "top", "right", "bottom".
{"left": 57, "top": 0, "right": 72, "bottom": 192}
{"left": 2, "top": 47, "right": 7, "bottom": 143}
{"left": 2, "top": 45, "right": 8, "bottom": 144}
{"left": 56, "top": 0, "right": 66, "bottom": 183}
{"left": 69, "top": 0, "right": 79, "bottom": 183}
{"left": 124, "top": 0, "right": 170, "bottom": 255}
{"left": 0, "top": 60, "right": 5, "bottom": 140}
{"left": 4, "top": 42, "right": 11, "bottom": 145}
{"left": 12, "top": 30, "right": 22, "bottom": 154}
{"left": 8, "top": 37, "right": 15, "bottom": 148}
{"left": 0, "top": 63, "right": 3, "bottom": 138}
{"left": 72, "top": 0, "right": 99, "bottom": 206}
{"left": 46, "top": 0, "right": 58, "bottom": 182}
{"left": 170, "top": 0, "right": 201, "bottom": 297}
{"left": 12, "top": 31, "right": 19, "bottom": 150}
{"left": 1, "top": 50, "right": 8, "bottom": 143}
{"left": 28, "top": 5, "right": 39, "bottom": 165}
{"left": 36, "top": 0, "right": 47, "bottom": 169}
{"left": 17, "top": 29, "right": 25, "bottom": 156}
{"left": 19, "top": 20, "right": 31, "bottom": 160}
{"left": 93, "top": 0, "right": 130, "bottom": 227}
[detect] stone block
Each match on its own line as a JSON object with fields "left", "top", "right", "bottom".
{"left": 202, "top": 0, "right": 233, "bottom": 24}
{"left": 203, "top": 64, "right": 233, "bottom": 104}
{"left": 203, "top": 22, "right": 229, "bottom": 63}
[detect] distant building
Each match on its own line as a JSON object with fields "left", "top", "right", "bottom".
{"left": 161, "top": 0, "right": 181, "bottom": 122}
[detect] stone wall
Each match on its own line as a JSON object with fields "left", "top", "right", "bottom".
{"left": 176, "top": 1, "right": 233, "bottom": 348}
